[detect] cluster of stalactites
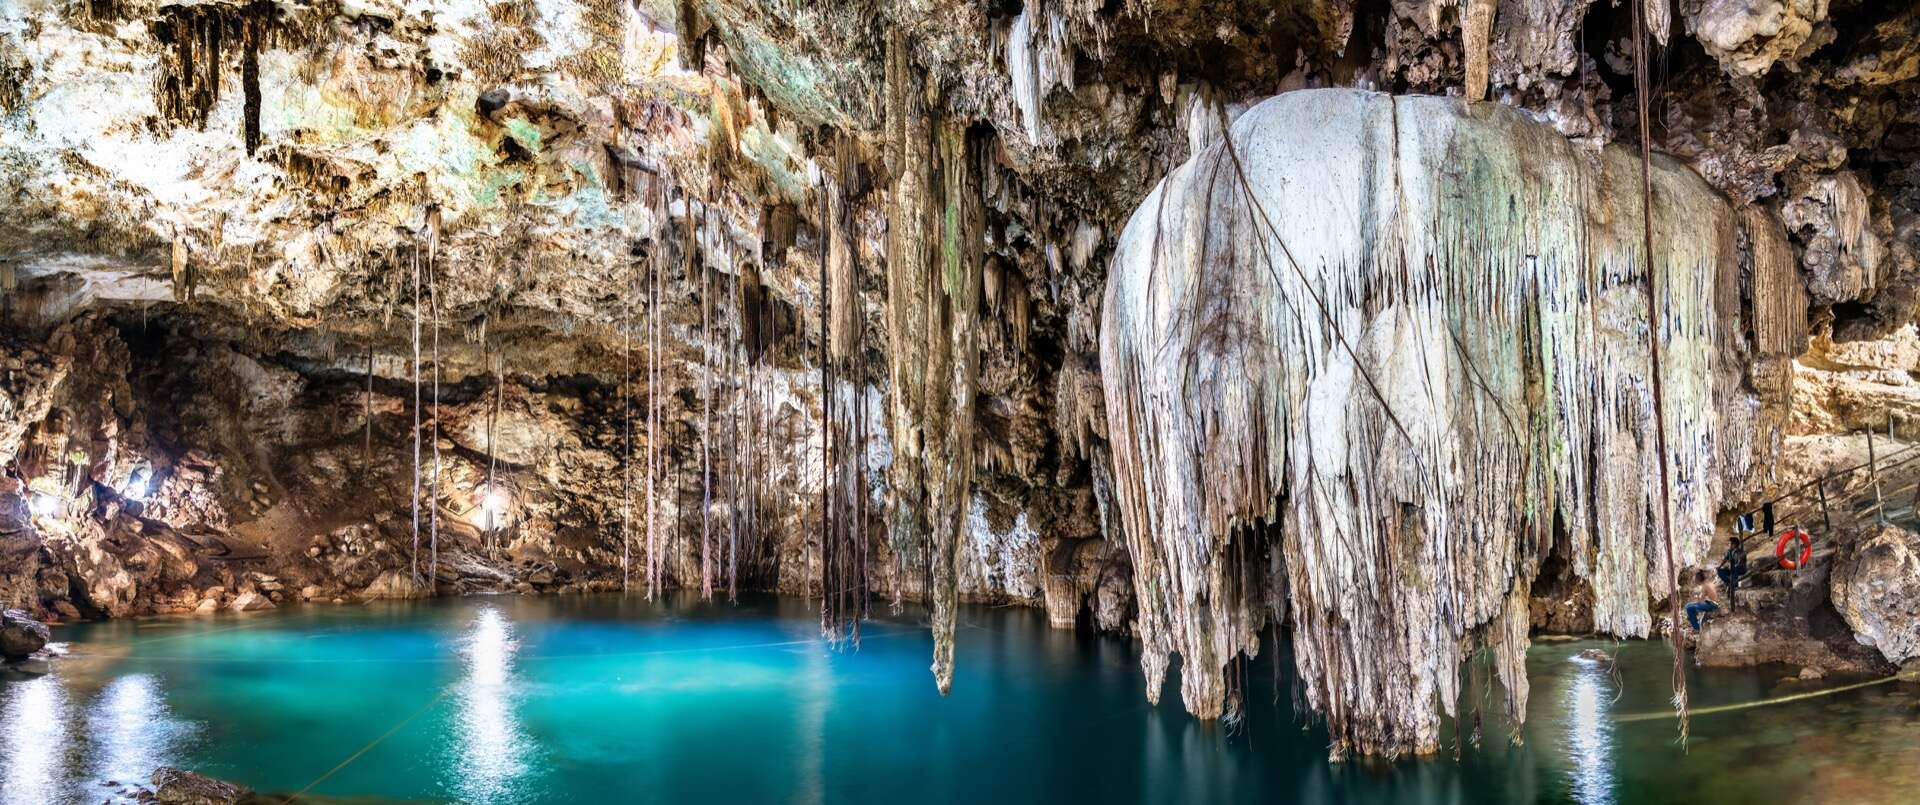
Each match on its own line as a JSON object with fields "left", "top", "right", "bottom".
{"left": 1100, "top": 89, "right": 1772, "bottom": 757}
{"left": 881, "top": 30, "right": 986, "bottom": 695}
{"left": 152, "top": 0, "right": 279, "bottom": 154}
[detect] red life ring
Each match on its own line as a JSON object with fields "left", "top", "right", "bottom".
{"left": 1776, "top": 528, "right": 1813, "bottom": 570}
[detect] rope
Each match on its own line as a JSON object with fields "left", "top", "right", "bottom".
{"left": 283, "top": 685, "right": 452, "bottom": 803}
{"left": 1615, "top": 675, "right": 1900, "bottom": 723}
{"left": 1630, "top": 0, "right": 1690, "bottom": 744}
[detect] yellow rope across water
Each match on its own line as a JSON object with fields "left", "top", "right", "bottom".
{"left": 282, "top": 686, "right": 453, "bottom": 803}
{"left": 1614, "top": 675, "right": 1900, "bottom": 723}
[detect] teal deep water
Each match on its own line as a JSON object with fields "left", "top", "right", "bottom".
{"left": 3, "top": 595, "right": 1917, "bottom": 804}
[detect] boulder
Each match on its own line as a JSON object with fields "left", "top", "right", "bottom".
{"left": 151, "top": 767, "right": 252, "bottom": 805}
{"left": 0, "top": 608, "right": 50, "bottom": 660}
{"left": 1696, "top": 608, "right": 1888, "bottom": 675}
{"left": 228, "top": 590, "right": 275, "bottom": 612}
{"left": 1831, "top": 524, "right": 1920, "bottom": 664}
{"left": 361, "top": 570, "right": 427, "bottom": 600}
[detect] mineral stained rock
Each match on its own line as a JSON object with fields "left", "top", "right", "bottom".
{"left": 1102, "top": 88, "right": 1778, "bottom": 757}
{"left": 1831, "top": 524, "right": 1920, "bottom": 665}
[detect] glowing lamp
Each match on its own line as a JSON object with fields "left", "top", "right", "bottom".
{"left": 28, "top": 493, "right": 63, "bottom": 518}
{"left": 122, "top": 470, "right": 152, "bottom": 501}
{"left": 479, "top": 488, "right": 511, "bottom": 524}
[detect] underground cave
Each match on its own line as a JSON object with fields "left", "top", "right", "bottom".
{"left": 3, "top": 0, "right": 1920, "bottom": 802}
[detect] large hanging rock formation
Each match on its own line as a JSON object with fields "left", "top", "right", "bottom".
{"left": 1101, "top": 88, "right": 1791, "bottom": 757}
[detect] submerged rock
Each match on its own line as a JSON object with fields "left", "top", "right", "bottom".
{"left": 1831, "top": 524, "right": 1920, "bottom": 664}
{"left": 0, "top": 608, "right": 49, "bottom": 660}
{"left": 150, "top": 767, "right": 253, "bottom": 805}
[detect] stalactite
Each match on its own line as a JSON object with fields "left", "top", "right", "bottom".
{"left": 728, "top": 239, "right": 741, "bottom": 602}
{"left": 817, "top": 168, "right": 836, "bottom": 637}
{"left": 623, "top": 240, "right": 635, "bottom": 593}
{"left": 409, "top": 246, "right": 422, "bottom": 587}
{"left": 363, "top": 340, "right": 373, "bottom": 471}
{"left": 427, "top": 215, "right": 441, "bottom": 588}
{"left": 152, "top": 1, "right": 276, "bottom": 152}
{"left": 1101, "top": 89, "right": 1765, "bottom": 758}
{"left": 1005, "top": 0, "right": 1073, "bottom": 146}
{"left": 1631, "top": 0, "right": 1689, "bottom": 742}
{"left": 703, "top": 201, "right": 715, "bottom": 602}
{"left": 881, "top": 31, "right": 983, "bottom": 690}
{"left": 487, "top": 337, "right": 503, "bottom": 558}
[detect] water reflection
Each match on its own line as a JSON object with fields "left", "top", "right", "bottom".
{"left": 2, "top": 675, "right": 72, "bottom": 805}
{"left": 1563, "top": 655, "right": 1616, "bottom": 804}
{"left": 86, "top": 674, "right": 189, "bottom": 798}
{"left": 452, "top": 606, "right": 529, "bottom": 804}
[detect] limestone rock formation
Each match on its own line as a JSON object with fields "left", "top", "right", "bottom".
{"left": 1102, "top": 88, "right": 1780, "bottom": 756}
{"left": 1831, "top": 523, "right": 1920, "bottom": 665}
{"left": 0, "top": 608, "right": 49, "bottom": 660}
{"left": 151, "top": 766, "right": 253, "bottom": 805}
{"left": 1, "top": 0, "right": 1918, "bottom": 761}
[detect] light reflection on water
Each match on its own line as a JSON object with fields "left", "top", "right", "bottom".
{"left": 1, "top": 675, "right": 71, "bottom": 805}
{"left": 450, "top": 606, "right": 529, "bottom": 804}
{"left": 85, "top": 674, "right": 191, "bottom": 799}
{"left": 3, "top": 598, "right": 1916, "bottom": 804}
{"left": 1562, "top": 656, "right": 1615, "bottom": 805}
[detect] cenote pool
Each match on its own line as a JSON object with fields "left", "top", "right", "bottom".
{"left": 3, "top": 595, "right": 1916, "bottom": 804}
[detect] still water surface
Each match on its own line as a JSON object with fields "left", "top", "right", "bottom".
{"left": 2, "top": 594, "right": 1915, "bottom": 803}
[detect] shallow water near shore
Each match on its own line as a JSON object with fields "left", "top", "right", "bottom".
{"left": 3, "top": 594, "right": 1915, "bottom": 804}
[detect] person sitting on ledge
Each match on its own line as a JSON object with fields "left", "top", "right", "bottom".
{"left": 1718, "top": 532, "right": 1751, "bottom": 611}
{"left": 1685, "top": 568, "right": 1722, "bottom": 633}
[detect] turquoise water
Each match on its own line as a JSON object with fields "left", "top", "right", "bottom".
{"left": 3, "top": 595, "right": 1916, "bottom": 804}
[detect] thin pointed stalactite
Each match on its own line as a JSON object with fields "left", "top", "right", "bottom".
{"left": 410, "top": 245, "right": 422, "bottom": 588}
{"left": 646, "top": 190, "right": 662, "bottom": 600}
{"left": 1632, "top": 0, "right": 1691, "bottom": 743}
{"left": 817, "top": 175, "right": 834, "bottom": 638}
{"left": 702, "top": 201, "right": 715, "bottom": 602}
{"left": 728, "top": 240, "right": 741, "bottom": 602}
{"left": 364, "top": 340, "right": 373, "bottom": 471}
{"left": 623, "top": 244, "right": 635, "bottom": 594}
{"left": 427, "top": 233, "right": 441, "bottom": 588}
{"left": 487, "top": 337, "right": 502, "bottom": 558}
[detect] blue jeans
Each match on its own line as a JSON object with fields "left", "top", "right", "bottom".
{"left": 1686, "top": 601, "right": 1720, "bottom": 631}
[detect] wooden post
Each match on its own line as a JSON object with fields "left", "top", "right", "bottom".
{"left": 1869, "top": 427, "right": 1887, "bottom": 524}
{"left": 1817, "top": 481, "right": 1831, "bottom": 533}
